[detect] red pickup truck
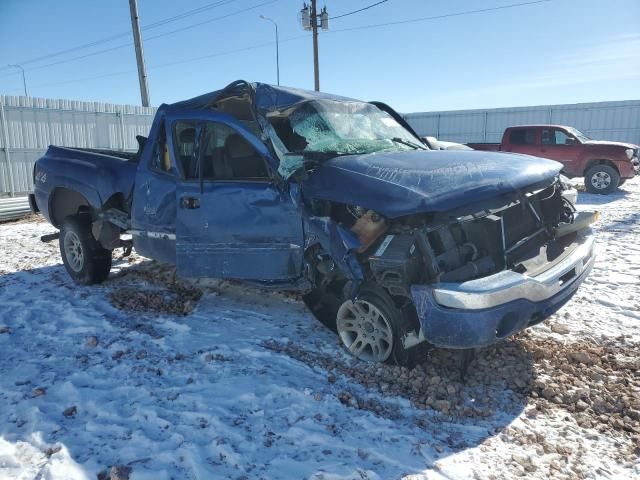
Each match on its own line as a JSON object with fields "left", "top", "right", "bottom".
{"left": 468, "top": 125, "right": 639, "bottom": 194}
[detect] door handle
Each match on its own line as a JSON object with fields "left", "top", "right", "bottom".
{"left": 180, "top": 196, "right": 200, "bottom": 209}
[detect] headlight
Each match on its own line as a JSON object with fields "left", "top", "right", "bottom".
{"left": 626, "top": 148, "right": 634, "bottom": 160}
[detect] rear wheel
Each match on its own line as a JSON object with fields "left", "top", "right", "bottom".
{"left": 336, "top": 285, "right": 428, "bottom": 367}
{"left": 59, "top": 216, "right": 112, "bottom": 285}
{"left": 584, "top": 164, "right": 619, "bottom": 194}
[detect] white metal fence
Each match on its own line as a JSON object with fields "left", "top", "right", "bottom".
{"left": 1, "top": 95, "right": 639, "bottom": 197}
{"left": 0, "top": 95, "right": 156, "bottom": 197}
{"left": 404, "top": 100, "right": 640, "bottom": 145}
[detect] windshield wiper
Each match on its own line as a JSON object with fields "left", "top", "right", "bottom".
{"left": 284, "top": 150, "right": 350, "bottom": 160}
{"left": 391, "top": 137, "right": 426, "bottom": 150}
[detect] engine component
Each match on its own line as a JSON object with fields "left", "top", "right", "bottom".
{"left": 439, "top": 256, "right": 495, "bottom": 283}
{"left": 316, "top": 253, "right": 336, "bottom": 274}
{"left": 346, "top": 204, "right": 367, "bottom": 219}
{"left": 413, "top": 230, "right": 439, "bottom": 279}
{"left": 436, "top": 243, "right": 477, "bottom": 271}
{"left": 369, "top": 234, "right": 421, "bottom": 297}
{"left": 460, "top": 214, "right": 505, "bottom": 271}
{"left": 350, "top": 209, "right": 388, "bottom": 253}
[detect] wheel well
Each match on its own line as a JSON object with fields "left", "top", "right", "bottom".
{"left": 102, "top": 192, "right": 127, "bottom": 213}
{"left": 49, "top": 188, "right": 91, "bottom": 227}
{"left": 584, "top": 159, "right": 619, "bottom": 176}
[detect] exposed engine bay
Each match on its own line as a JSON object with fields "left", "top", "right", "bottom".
{"left": 305, "top": 178, "right": 585, "bottom": 299}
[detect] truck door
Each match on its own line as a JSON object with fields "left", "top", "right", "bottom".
{"left": 539, "top": 128, "right": 582, "bottom": 176}
{"left": 170, "top": 114, "right": 304, "bottom": 280}
{"left": 130, "top": 115, "right": 178, "bottom": 265}
{"left": 504, "top": 127, "right": 538, "bottom": 155}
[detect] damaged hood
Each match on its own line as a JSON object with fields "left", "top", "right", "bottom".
{"left": 302, "top": 150, "right": 562, "bottom": 218}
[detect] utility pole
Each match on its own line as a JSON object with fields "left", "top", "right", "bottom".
{"left": 300, "top": 2, "right": 328, "bottom": 91}
{"left": 311, "top": 0, "right": 320, "bottom": 91}
{"left": 8, "top": 64, "right": 28, "bottom": 97}
{"left": 128, "top": 0, "right": 150, "bottom": 107}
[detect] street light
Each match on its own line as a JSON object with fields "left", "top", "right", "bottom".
{"left": 8, "top": 64, "right": 28, "bottom": 97}
{"left": 259, "top": 15, "right": 280, "bottom": 86}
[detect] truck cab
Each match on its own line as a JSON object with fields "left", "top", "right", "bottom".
{"left": 130, "top": 106, "right": 305, "bottom": 281}
{"left": 470, "top": 125, "right": 638, "bottom": 194}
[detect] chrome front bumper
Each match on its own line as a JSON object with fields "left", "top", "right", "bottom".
{"left": 432, "top": 231, "right": 595, "bottom": 310}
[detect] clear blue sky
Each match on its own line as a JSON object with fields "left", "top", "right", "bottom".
{"left": 0, "top": 0, "right": 639, "bottom": 112}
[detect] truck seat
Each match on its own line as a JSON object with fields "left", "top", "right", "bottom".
{"left": 179, "top": 128, "right": 197, "bottom": 177}
{"left": 203, "top": 147, "right": 233, "bottom": 179}
{"left": 224, "top": 134, "right": 267, "bottom": 178}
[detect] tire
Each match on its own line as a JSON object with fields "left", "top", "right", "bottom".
{"left": 618, "top": 178, "right": 626, "bottom": 186}
{"left": 335, "top": 284, "right": 428, "bottom": 367}
{"left": 59, "top": 215, "right": 112, "bottom": 285}
{"left": 584, "top": 164, "right": 620, "bottom": 194}
{"left": 303, "top": 287, "right": 342, "bottom": 333}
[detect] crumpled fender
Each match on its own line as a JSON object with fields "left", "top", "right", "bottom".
{"left": 305, "top": 215, "right": 364, "bottom": 286}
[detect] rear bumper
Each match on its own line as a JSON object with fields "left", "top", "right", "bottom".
{"left": 410, "top": 231, "right": 595, "bottom": 349}
{"left": 28, "top": 193, "right": 39, "bottom": 213}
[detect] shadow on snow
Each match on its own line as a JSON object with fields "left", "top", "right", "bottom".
{"left": 0, "top": 258, "right": 536, "bottom": 479}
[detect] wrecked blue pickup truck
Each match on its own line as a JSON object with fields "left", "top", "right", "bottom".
{"left": 31, "top": 80, "right": 596, "bottom": 366}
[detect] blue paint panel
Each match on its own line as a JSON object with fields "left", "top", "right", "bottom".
{"left": 302, "top": 150, "right": 562, "bottom": 218}
{"left": 169, "top": 81, "right": 357, "bottom": 112}
{"left": 166, "top": 109, "right": 305, "bottom": 280}
{"left": 32, "top": 146, "right": 137, "bottom": 225}
{"left": 130, "top": 112, "right": 177, "bottom": 264}
{"left": 410, "top": 259, "right": 593, "bottom": 349}
{"left": 175, "top": 180, "right": 304, "bottom": 280}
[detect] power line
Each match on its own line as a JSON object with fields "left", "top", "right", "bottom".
{"left": 329, "top": 0, "right": 553, "bottom": 33}
{"left": 14, "top": 34, "right": 311, "bottom": 91}
{"left": 142, "top": 0, "right": 238, "bottom": 29}
{"left": 0, "top": 0, "right": 279, "bottom": 80}
{"left": 2, "top": 0, "right": 553, "bottom": 94}
{"left": 330, "top": 0, "right": 389, "bottom": 20}
{"left": 143, "top": 0, "right": 279, "bottom": 43}
{"left": 0, "top": 0, "right": 240, "bottom": 72}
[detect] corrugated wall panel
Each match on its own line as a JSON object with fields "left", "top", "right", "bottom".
{"left": 0, "top": 95, "right": 156, "bottom": 196}
{"left": 2, "top": 95, "right": 639, "bottom": 196}
{"left": 405, "top": 100, "right": 640, "bottom": 145}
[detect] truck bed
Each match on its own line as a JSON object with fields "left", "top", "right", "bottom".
{"left": 62, "top": 147, "right": 139, "bottom": 162}
{"left": 32, "top": 145, "right": 139, "bottom": 227}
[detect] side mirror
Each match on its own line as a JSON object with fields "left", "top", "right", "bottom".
{"left": 565, "top": 137, "right": 578, "bottom": 145}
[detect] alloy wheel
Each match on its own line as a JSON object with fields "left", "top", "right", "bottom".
{"left": 336, "top": 299, "right": 394, "bottom": 362}
{"left": 63, "top": 230, "right": 84, "bottom": 272}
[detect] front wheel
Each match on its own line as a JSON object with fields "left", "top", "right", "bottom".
{"left": 336, "top": 285, "right": 427, "bottom": 367}
{"left": 584, "top": 164, "right": 619, "bottom": 194}
{"left": 59, "top": 216, "right": 112, "bottom": 285}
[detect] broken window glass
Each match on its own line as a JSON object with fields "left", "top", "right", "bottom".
{"left": 266, "top": 100, "right": 424, "bottom": 177}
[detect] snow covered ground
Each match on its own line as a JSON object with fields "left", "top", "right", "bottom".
{"left": 0, "top": 178, "right": 638, "bottom": 480}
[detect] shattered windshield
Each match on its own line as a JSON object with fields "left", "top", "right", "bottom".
{"left": 267, "top": 100, "right": 424, "bottom": 176}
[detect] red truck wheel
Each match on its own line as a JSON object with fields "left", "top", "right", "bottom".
{"left": 584, "top": 165, "right": 620, "bottom": 195}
